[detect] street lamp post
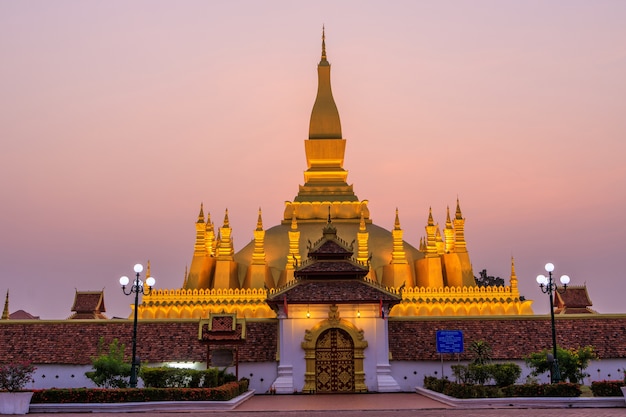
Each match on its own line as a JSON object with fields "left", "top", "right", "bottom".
{"left": 119, "top": 263, "right": 155, "bottom": 388}
{"left": 536, "top": 262, "right": 570, "bottom": 384}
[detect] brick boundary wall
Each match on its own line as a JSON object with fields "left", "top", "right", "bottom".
{"left": 2, "top": 315, "right": 625, "bottom": 364}
{"left": 388, "top": 315, "right": 626, "bottom": 361}
{"left": 0, "top": 319, "right": 277, "bottom": 364}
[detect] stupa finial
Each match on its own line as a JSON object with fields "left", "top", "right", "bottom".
{"left": 321, "top": 25, "right": 327, "bottom": 62}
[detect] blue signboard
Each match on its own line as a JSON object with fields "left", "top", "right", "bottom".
{"left": 436, "top": 330, "right": 464, "bottom": 353}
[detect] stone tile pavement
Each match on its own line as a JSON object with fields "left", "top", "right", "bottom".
{"left": 26, "top": 393, "right": 626, "bottom": 417}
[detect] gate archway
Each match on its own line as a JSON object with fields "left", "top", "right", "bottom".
{"left": 315, "top": 328, "right": 354, "bottom": 392}
{"left": 301, "top": 306, "right": 368, "bottom": 393}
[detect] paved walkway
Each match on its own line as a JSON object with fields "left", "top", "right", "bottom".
{"left": 27, "top": 393, "right": 626, "bottom": 417}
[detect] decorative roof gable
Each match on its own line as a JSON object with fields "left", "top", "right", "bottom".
{"left": 68, "top": 290, "right": 107, "bottom": 320}
{"left": 554, "top": 285, "right": 597, "bottom": 314}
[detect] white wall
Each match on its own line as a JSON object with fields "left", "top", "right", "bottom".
{"left": 391, "top": 358, "right": 626, "bottom": 391}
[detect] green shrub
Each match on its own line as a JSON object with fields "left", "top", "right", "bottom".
{"left": 451, "top": 362, "right": 521, "bottom": 387}
{"left": 31, "top": 379, "right": 249, "bottom": 403}
{"left": 525, "top": 345, "right": 596, "bottom": 383}
{"left": 501, "top": 383, "right": 544, "bottom": 397}
{"left": 85, "top": 338, "right": 130, "bottom": 388}
{"left": 591, "top": 380, "right": 624, "bottom": 397}
{"left": 490, "top": 363, "right": 522, "bottom": 387}
{"left": 140, "top": 367, "right": 222, "bottom": 388}
{"left": 501, "top": 382, "right": 581, "bottom": 397}
{"left": 442, "top": 382, "right": 501, "bottom": 399}
{"left": 423, "top": 376, "right": 450, "bottom": 393}
{"left": 543, "top": 382, "right": 582, "bottom": 397}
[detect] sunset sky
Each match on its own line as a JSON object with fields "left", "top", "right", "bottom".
{"left": 1, "top": 1, "right": 625, "bottom": 319}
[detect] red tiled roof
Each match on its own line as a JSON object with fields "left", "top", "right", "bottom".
{"left": 71, "top": 291, "right": 105, "bottom": 313}
{"left": 310, "top": 240, "right": 353, "bottom": 256}
{"left": 296, "top": 260, "right": 368, "bottom": 275}
{"left": 8, "top": 310, "right": 40, "bottom": 320}
{"left": 268, "top": 279, "right": 401, "bottom": 305}
{"left": 554, "top": 286, "right": 594, "bottom": 313}
{"left": 68, "top": 291, "right": 107, "bottom": 320}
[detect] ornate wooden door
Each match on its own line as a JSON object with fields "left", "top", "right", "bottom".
{"left": 315, "top": 328, "right": 355, "bottom": 392}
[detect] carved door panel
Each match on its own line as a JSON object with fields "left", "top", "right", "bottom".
{"left": 315, "top": 328, "right": 354, "bottom": 392}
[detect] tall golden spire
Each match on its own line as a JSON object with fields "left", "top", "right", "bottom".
{"left": 205, "top": 212, "right": 215, "bottom": 256}
{"left": 216, "top": 209, "right": 234, "bottom": 260}
{"left": 193, "top": 203, "right": 207, "bottom": 256}
{"left": 252, "top": 208, "right": 266, "bottom": 265}
{"left": 425, "top": 207, "right": 438, "bottom": 258}
{"left": 309, "top": 26, "right": 341, "bottom": 139}
{"left": 357, "top": 209, "right": 369, "bottom": 264}
{"left": 510, "top": 256, "right": 519, "bottom": 294}
{"left": 291, "top": 27, "right": 359, "bottom": 208}
{"left": 2, "top": 290, "right": 9, "bottom": 320}
{"left": 391, "top": 208, "right": 407, "bottom": 264}
{"left": 444, "top": 206, "right": 455, "bottom": 254}
{"left": 287, "top": 209, "right": 301, "bottom": 271}
{"left": 454, "top": 198, "right": 467, "bottom": 253}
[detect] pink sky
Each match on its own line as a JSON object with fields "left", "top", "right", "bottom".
{"left": 1, "top": 1, "right": 625, "bottom": 319}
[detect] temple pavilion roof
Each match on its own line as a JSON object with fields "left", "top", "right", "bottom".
{"left": 554, "top": 285, "right": 597, "bottom": 314}
{"left": 68, "top": 290, "right": 107, "bottom": 320}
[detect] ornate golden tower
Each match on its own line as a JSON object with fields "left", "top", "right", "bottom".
{"left": 136, "top": 30, "right": 533, "bottom": 320}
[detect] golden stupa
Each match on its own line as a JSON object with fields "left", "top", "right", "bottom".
{"left": 138, "top": 31, "right": 533, "bottom": 320}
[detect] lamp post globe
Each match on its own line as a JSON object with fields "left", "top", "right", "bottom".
{"left": 119, "top": 263, "right": 155, "bottom": 388}
{"left": 537, "top": 262, "right": 569, "bottom": 383}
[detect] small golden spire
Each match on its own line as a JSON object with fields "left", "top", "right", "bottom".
{"left": 2, "top": 290, "right": 9, "bottom": 320}
{"left": 445, "top": 206, "right": 452, "bottom": 227}
{"left": 323, "top": 206, "right": 336, "bottom": 236}
{"left": 428, "top": 207, "right": 435, "bottom": 226}
{"left": 321, "top": 25, "right": 327, "bottom": 62}
{"left": 146, "top": 260, "right": 151, "bottom": 278}
{"left": 223, "top": 209, "right": 230, "bottom": 228}
{"left": 359, "top": 209, "right": 366, "bottom": 232}
{"left": 394, "top": 208, "right": 401, "bottom": 230}
{"left": 510, "top": 256, "right": 519, "bottom": 293}
{"left": 256, "top": 207, "right": 264, "bottom": 231}
{"left": 455, "top": 198, "right": 463, "bottom": 220}
{"left": 291, "top": 208, "right": 298, "bottom": 230}
{"left": 197, "top": 203, "right": 205, "bottom": 223}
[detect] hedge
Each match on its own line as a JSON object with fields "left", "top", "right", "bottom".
{"left": 424, "top": 376, "right": 581, "bottom": 398}
{"left": 590, "top": 380, "right": 625, "bottom": 397}
{"left": 31, "top": 379, "right": 249, "bottom": 403}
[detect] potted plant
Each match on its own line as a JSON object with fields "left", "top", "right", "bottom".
{"left": 0, "top": 362, "right": 36, "bottom": 415}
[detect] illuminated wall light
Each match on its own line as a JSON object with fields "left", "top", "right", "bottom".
{"left": 306, "top": 305, "right": 310, "bottom": 318}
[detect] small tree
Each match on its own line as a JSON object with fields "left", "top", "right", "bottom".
{"left": 469, "top": 340, "right": 492, "bottom": 365}
{"left": 474, "top": 270, "right": 505, "bottom": 287}
{"left": 0, "top": 362, "right": 36, "bottom": 392}
{"left": 85, "top": 337, "right": 131, "bottom": 388}
{"left": 525, "top": 345, "right": 597, "bottom": 383}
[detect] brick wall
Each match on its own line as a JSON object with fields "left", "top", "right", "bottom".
{"left": 0, "top": 319, "right": 277, "bottom": 364}
{"left": 2, "top": 315, "right": 626, "bottom": 365}
{"left": 388, "top": 315, "right": 626, "bottom": 361}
